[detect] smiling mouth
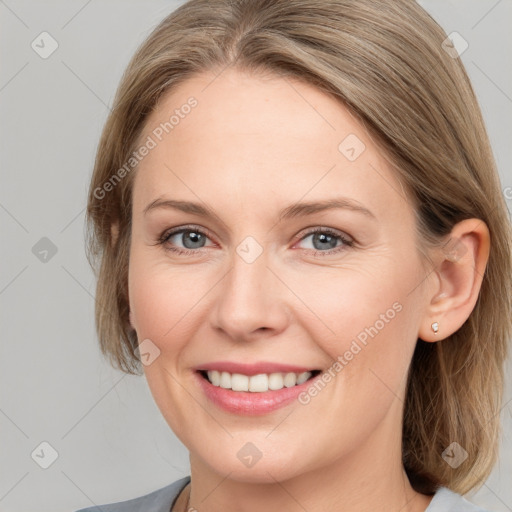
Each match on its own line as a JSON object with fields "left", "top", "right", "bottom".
{"left": 198, "top": 369, "right": 322, "bottom": 392}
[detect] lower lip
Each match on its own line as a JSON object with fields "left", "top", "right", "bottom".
{"left": 195, "top": 371, "right": 321, "bottom": 415}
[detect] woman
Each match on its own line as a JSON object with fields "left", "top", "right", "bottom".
{"left": 77, "top": 0, "right": 512, "bottom": 511}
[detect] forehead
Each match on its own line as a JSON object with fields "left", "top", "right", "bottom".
{"left": 131, "top": 67, "right": 410, "bottom": 226}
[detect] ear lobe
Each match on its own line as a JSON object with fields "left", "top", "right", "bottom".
{"left": 419, "top": 218, "right": 490, "bottom": 342}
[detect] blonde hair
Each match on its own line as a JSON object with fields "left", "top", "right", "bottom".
{"left": 86, "top": 0, "right": 512, "bottom": 496}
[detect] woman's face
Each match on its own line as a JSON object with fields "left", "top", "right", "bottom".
{"left": 128, "top": 68, "right": 433, "bottom": 482}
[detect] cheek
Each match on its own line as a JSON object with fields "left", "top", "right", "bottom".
{"left": 127, "top": 254, "right": 206, "bottom": 435}
{"left": 293, "top": 264, "right": 400, "bottom": 344}
{"left": 294, "top": 258, "right": 420, "bottom": 393}
{"left": 129, "top": 267, "right": 195, "bottom": 346}
{"left": 128, "top": 246, "right": 222, "bottom": 360}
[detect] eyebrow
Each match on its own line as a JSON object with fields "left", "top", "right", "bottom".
{"left": 143, "top": 197, "right": 376, "bottom": 221}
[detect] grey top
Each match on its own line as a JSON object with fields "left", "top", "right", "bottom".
{"left": 75, "top": 476, "right": 491, "bottom": 512}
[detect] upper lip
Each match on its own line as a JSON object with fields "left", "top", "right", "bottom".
{"left": 195, "top": 361, "right": 320, "bottom": 376}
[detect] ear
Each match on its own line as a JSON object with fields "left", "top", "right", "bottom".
{"left": 418, "top": 218, "right": 490, "bottom": 342}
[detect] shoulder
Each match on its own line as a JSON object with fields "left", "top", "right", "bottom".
{"left": 74, "top": 476, "right": 191, "bottom": 512}
{"left": 427, "top": 486, "right": 493, "bottom": 512}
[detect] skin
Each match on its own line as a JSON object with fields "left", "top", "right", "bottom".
{"left": 126, "top": 67, "right": 490, "bottom": 512}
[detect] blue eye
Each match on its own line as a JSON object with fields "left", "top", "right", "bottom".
{"left": 295, "top": 227, "right": 354, "bottom": 255}
{"left": 158, "top": 226, "right": 214, "bottom": 255}
{"left": 156, "top": 225, "right": 354, "bottom": 257}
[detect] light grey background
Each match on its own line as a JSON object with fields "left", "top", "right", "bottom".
{"left": 0, "top": 1, "right": 511, "bottom": 511}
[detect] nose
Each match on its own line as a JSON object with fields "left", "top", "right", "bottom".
{"left": 210, "top": 245, "right": 291, "bottom": 342}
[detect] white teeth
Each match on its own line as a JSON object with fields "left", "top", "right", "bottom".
{"left": 205, "top": 370, "right": 313, "bottom": 392}
{"left": 208, "top": 370, "right": 220, "bottom": 386}
{"left": 296, "top": 372, "right": 311, "bottom": 385}
{"left": 268, "top": 373, "right": 284, "bottom": 390}
{"left": 219, "top": 371, "right": 231, "bottom": 389}
{"left": 249, "top": 373, "right": 268, "bottom": 392}
{"left": 231, "top": 373, "right": 249, "bottom": 391}
{"left": 284, "top": 372, "right": 297, "bottom": 387}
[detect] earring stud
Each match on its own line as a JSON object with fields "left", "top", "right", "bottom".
{"left": 431, "top": 322, "right": 439, "bottom": 334}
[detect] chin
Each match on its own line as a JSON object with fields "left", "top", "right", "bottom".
{"left": 195, "top": 445, "right": 312, "bottom": 484}
{"left": 216, "top": 462, "right": 300, "bottom": 484}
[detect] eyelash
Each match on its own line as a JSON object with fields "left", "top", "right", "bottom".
{"left": 156, "top": 224, "right": 355, "bottom": 257}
